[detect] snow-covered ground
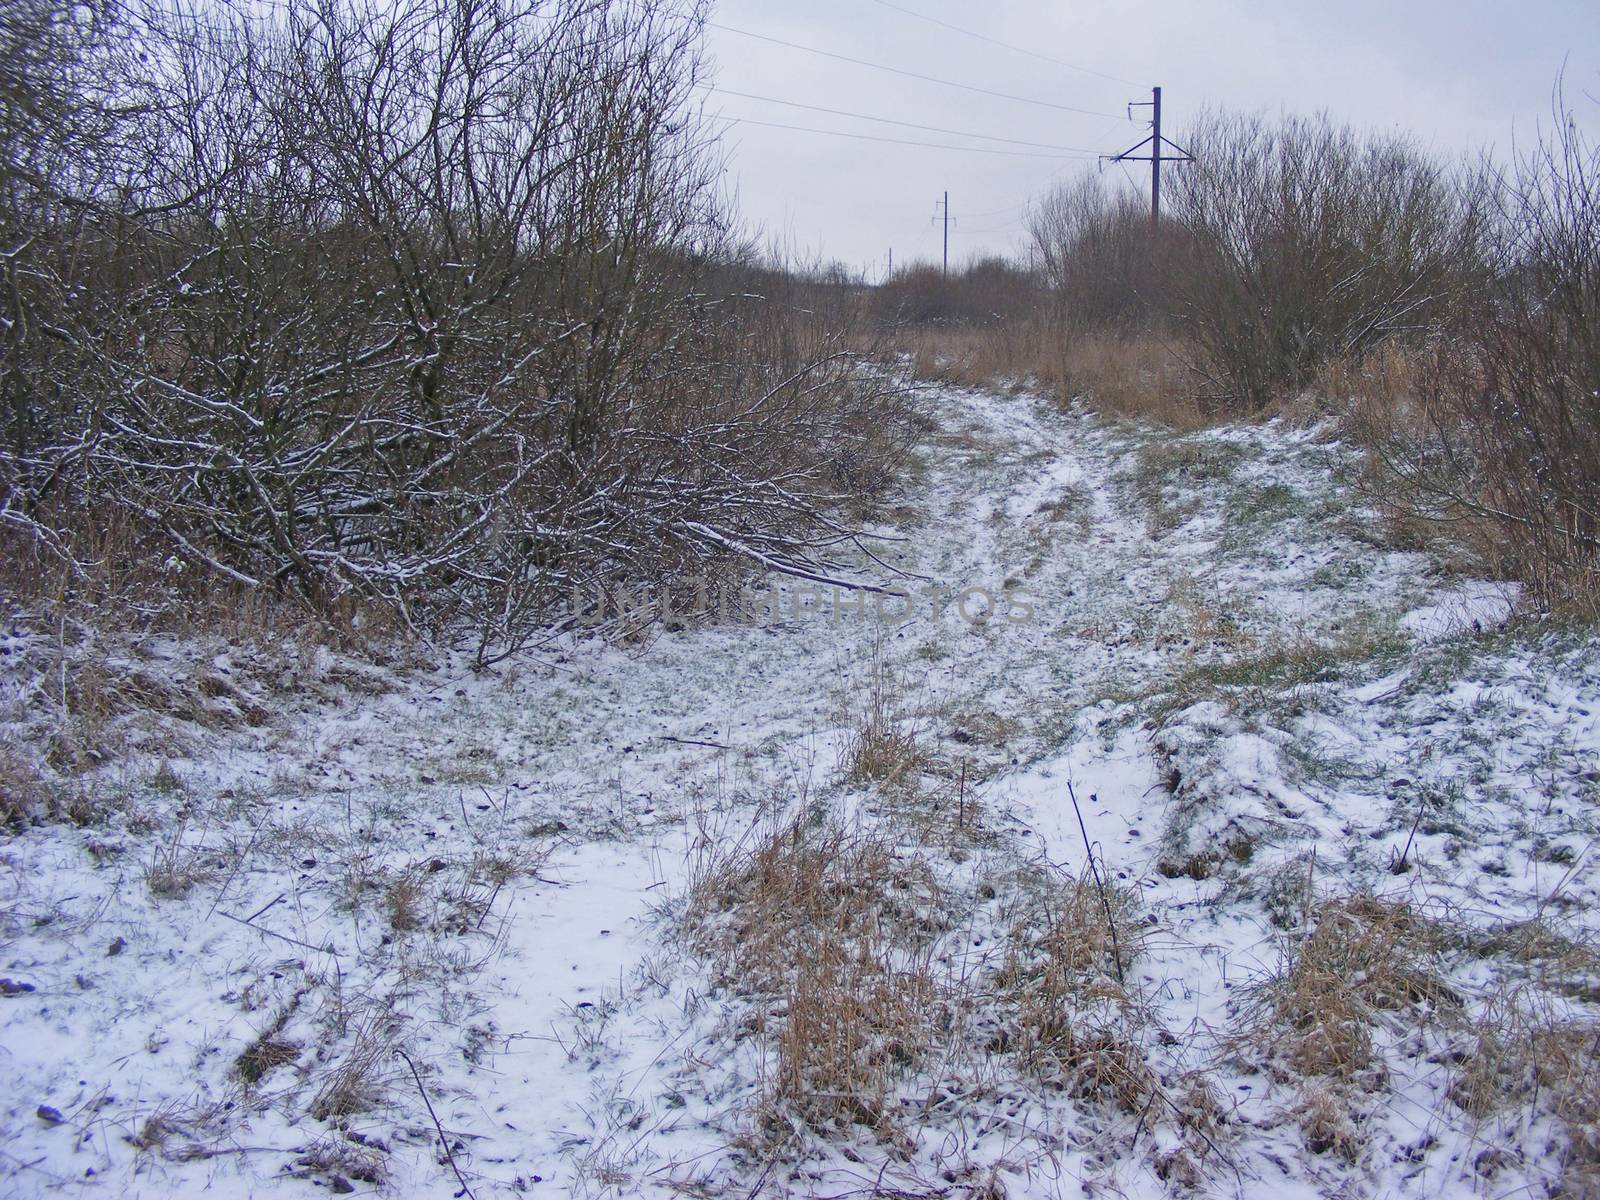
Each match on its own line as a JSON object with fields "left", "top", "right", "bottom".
{"left": 3, "top": 383, "right": 1596, "bottom": 1198}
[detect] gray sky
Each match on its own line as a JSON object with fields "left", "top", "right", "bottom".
{"left": 700, "top": 0, "right": 1600, "bottom": 277}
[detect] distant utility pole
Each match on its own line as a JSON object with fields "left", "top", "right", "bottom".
{"left": 1107, "top": 86, "right": 1195, "bottom": 229}
{"left": 934, "top": 191, "right": 954, "bottom": 277}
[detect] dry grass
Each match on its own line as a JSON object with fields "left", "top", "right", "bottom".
{"left": 1050, "top": 332, "right": 1207, "bottom": 429}
{"left": 310, "top": 1006, "right": 403, "bottom": 1121}
{"left": 999, "top": 872, "right": 1149, "bottom": 1106}
{"left": 1237, "top": 895, "right": 1469, "bottom": 1167}
{"left": 1291, "top": 1082, "right": 1368, "bottom": 1162}
{"left": 145, "top": 824, "right": 218, "bottom": 899}
{"left": 294, "top": 1133, "right": 388, "bottom": 1189}
{"left": 838, "top": 654, "right": 927, "bottom": 790}
{"left": 685, "top": 813, "right": 945, "bottom": 1143}
{"left": 1334, "top": 340, "right": 1600, "bottom": 615}
{"left": 1448, "top": 992, "right": 1600, "bottom": 1190}
{"left": 772, "top": 929, "right": 938, "bottom": 1141}
{"left": 1251, "top": 896, "right": 1457, "bottom": 1081}
{"left": 235, "top": 997, "right": 306, "bottom": 1085}
{"left": 384, "top": 868, "right": 428, "bottom": 933}
{"left": 378, "top": 845, "right": 548, "bottom": 936}
{"left": 235, "top": 1034, "right": 301, "bottom": 1085}
{"left": 992, "top": 869, "right": 1233, "bottom": 1178}
{"left": 1330, "top": 344, "right": 1518, "bottom": 576}
{"left": 0, "top": 744, "right": 100, "bottom": 829}
{"left": 893, "top": 322, "right": 1208, "bottom": 429}
{"left": 680, "top": 806, "right": 1239, "bottom": 1181}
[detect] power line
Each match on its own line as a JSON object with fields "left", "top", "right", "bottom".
{"left": 699, "top": 86, "right": 1106, "bottom": 153}
{"left": 864, "top": 0, "right": 1140, "bottom": 87}
{"left": 706, "top": 113, "right": 1097, "bottom": 158}
{"left": 960, "top": 203, "right": 1027, "bottom": 219}
{"left": 707, "top": 22, "right": 1129, "bottom": 121}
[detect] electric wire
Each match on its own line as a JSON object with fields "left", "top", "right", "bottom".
{"left": 707, "top": 22, "right": 1129, "bottom": 121}
{"left": 863, "top": 0, "right": 1140, "bottom": 87}
{"left": 706, "top": 113, "right": 1098, "bottom": 158}
{"left": 960, "top": 203, "right": 1029, "bottom": 219}
{"left": 699, "top": 86, "right": 1105, "bottom": 153}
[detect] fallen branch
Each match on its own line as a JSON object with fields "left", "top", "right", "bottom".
{"left": 1067, "top": 781, "right": 1124, "bottom": 985}
{"left": 396, "top": 1048, "right": 479, "bottom": 1200}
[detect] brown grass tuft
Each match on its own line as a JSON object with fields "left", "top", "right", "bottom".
{"left": 235, "top": 1035, "right": 301, "bottom": 1085}
{"left": 999, "top": 872, "right": 1149, "bottom": 1108}
{"left": 1254, "top": 896, "right": 1457, "bottom": 1080}
{"left": 1449, "top": 994, "right": 1600, "bottom": 1188}
{"left": 1292, "top": 1082, "right": 1368, "bottom": 1162}
{"left": 145, "top": 825, "right": 217, "bottom": 899}
{"left": 310, "top": 1008, "right": 402, "bottom": 1121}
{"left": 839, "top": 654, "right": 927, "bottom": 790}
{"left": 685, "top": 813, "right": 944, "bottom": 1142}
{"left": 384, "top": 869, "right": 428, "bottom": 933}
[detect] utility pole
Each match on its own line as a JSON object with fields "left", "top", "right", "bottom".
{"left": 934, "top": 191, "right": 953, "bottom": 277}
{"left": 1151, "top": 86, "right": 1161, "bottom": 228}
{"left": 1107, "top": 86, "right": 1194, "bottom": 230}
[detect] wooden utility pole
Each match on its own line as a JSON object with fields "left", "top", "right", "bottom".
{"left": 935, "top": 191, "right": 952, "bottom": 277}
{"left": 943, "top": 190, "right": 949, "bottom": 277}
{"left": 1107, "top": 86, "right": 1193, "bottom": 230}
{"left": 1151, "top": 85, "right": 1161, "bottom": 228}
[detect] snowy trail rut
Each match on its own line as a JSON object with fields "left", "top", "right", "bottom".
{"left": 5, "top": 383, "right": 1597, "bottom": 1199}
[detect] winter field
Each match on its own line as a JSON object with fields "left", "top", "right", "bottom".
{"left": 3, "top": 381, "right": 1597, "bottom": 1199}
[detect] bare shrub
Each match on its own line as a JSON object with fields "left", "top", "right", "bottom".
{"left": 1027, "top": 174, "right": 1168, "bottom": 333}
{"left": 1357, "top": 98, "right": 1600, "bottom": 612}
{"left": 0, "top": 0, "right": 918, "bottom": 664}
{"left": 1165, "top": 111, "right": 1487, "bottom": 414}
{"left": 874, "top": 256, "right": 1041, "bottom": 330}
{"left": 883, "top": 175, "right": 1208, "bottom": 427}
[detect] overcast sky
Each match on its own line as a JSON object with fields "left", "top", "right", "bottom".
{"left": 699, "top": 0, "right": 1600, "bottom": 277}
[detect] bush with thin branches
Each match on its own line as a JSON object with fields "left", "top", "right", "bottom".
{"left": 1165, "top": 110, "right": 1488, "bottom": 414}
{"left": 0, "top": 0, "right": 915, "bottom": 662}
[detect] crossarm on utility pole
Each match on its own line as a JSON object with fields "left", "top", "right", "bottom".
{"left": 1105, "top": 85, "right": 1195, "bottom": 229}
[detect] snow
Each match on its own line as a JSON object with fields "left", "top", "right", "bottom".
{"left": 3, "top": 383, "right": 1598, "bottom": 1198}
{"left": 1401, "top": 580, "right": 1519, "bottom": 640}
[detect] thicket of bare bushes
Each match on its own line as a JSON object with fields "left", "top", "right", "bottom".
{"left": 1028, "top": 175, "right": 1167, "bottom": 333}
{"left": 1164, "top": 112, "right": 1488, "bottom": 414}
{"left": 890, "top": 114, "right": 1487, "bottom": 415}
{"left": 0, "top": 0, "right": 913, "bottom": 662}
{"left": 1361, "top": 105, "right": 1600, "bottom": 611}
{"left": 875, "top": 256, "right": 1040, "bottom": 328}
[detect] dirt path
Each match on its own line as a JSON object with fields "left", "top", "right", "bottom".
{"left": 6, "top": 384, "right": 1594, "bottom": 1199}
